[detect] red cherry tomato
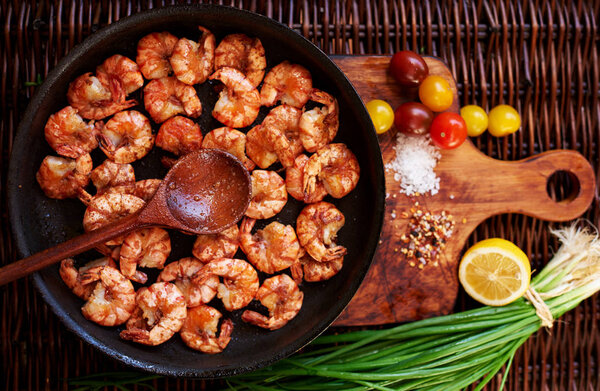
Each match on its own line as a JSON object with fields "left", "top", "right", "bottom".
{"left": 389, "top": 51, "right": 429, "bottom": 87}
{"left": 394, "top": 102, "right": 434, "bottom": 135}
{"left": 429, "top": 112, "right": 467, "bottom": 149}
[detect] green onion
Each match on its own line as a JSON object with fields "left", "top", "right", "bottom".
{"left": 227, "top": 223, "right": 600, "bottom": 390}
{"left": 24, "top": 74, "right": 43, "bottom": 87}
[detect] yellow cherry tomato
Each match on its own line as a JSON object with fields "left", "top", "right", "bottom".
{"left": 366, "top": 99, "right": 395, "bottom": 134}
{"left": 418, "top": 75, "right": 453, "bottom": 112}
{"left": 488, "top": 104, "right": 521, "bottom": 137}
{"left": 460, "top": 105, "right": 489, "bottom": 137}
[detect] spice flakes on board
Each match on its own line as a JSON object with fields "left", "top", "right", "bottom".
{"left": 399, "top": 202, "right": 455, "bottom": 269}
{"left": 385, "top": 133, "right": 441, "bottom": 196}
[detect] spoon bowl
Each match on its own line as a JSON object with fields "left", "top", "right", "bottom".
{"left": 0, "top": 149, "right": 251, "bottom": 286}
{"left": 141, "top": 148, "right": 252, "bottom": 235}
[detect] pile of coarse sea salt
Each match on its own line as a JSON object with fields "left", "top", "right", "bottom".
{"left": 385, "top": 133, "right": 441, "bottom": 196}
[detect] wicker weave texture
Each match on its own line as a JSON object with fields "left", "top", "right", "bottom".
{"left": 1, "top": 0, "right": 599, "bottom": 390}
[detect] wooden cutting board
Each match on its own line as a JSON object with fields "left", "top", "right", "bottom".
{"left": 331, "top": 56, "right": 596, "bottom": 326}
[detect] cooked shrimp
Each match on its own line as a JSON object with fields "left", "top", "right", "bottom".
{"left": 98, "top": 110, "right": 154, "bottom": 164}
{"left": 82, "top": 192, "right": 146, "bottom": 246}
{"left": 90, "top": 159, "right": 136, "bottom": 195}
{"left": 261, "top": 104, "right": 303, "bottom": 167}
{"left": 291, "top": 249, "right": 344, "bottom": 283}
{"left": 245, "top": 170, "right": 287, "bottom": 219}
{"left": 157, "top": 257, "right": 218, "bottom": 307}
{"left": 192, "top": 224, "right": 239, "bottom": 263}
{"left": 101, "top": 178, "right": 162, "bottom": 204}
{"left": 201, "top": 127, "right": 255, "bottom": 171}
{"left": 239, "top": 218, "right": 300, "bottom": 274}
{"left": 136, "top": 31, "right": 179, "bottom": 79}
{"left": 120, "top": 282, "right": 187, "bottom": 346}
{"left": 59, "top": 257, "right": 117, "bottom": 300}
{"left": 67, "top": 72, "right": 136, "bottom": 120}
{"left": 214, "top": 34, "right": 266, "bottom": 87}
{"left": 299, "top": 89, "right": 339, "bottom": 152}
{"left": 155, "top": 116, "right": 203, "bottom": 156}
{"left": 133, "top": 179, "right": 162, "bottom": 201}
{"left": 192, "top": 258, "right": 259, "bottom": 311}
{"left": 245, "top": 125, "right": 279, "bottom": 169}
{"left": 119, "top": 228, "right": 171, "bottom": 284}
{"left": 241, "top": 274, "right": 303, "bottom": 330}
{"left": 79, "top": 266, "right": 136, "bottom": 326}
{"left": 296, "top": 201, "right": 347, "bottom": 262}
{"left": 286, "top": 154, "right": 327, "bottom": 203}
{"left": 170, "top": 26, "right": 215, "bottom": 85}
{"left": 144, "top": 77, "right": 202, "bottom": 123}
{"left": 96, "top": 54, "right": 144, "bottom": 95}
{"left": 303, "top": 143, "right": 360, "bottom": 199}
{"left": 209, "top": 67, "right": 260, "bottom": 128}
{"left": 260, "top": 61, "right": 312, "bottom": 108}
{"left": 44, "top": 106, "right": 101, "bottom": 158}
{"left": 180, "top": 304, "right": 233, "bottom": 353}
{"left": 36, "top": 154, "right": 92, "bottom": 199}
{"left": 94, "top": 242, "right": 122, "bottom": 260}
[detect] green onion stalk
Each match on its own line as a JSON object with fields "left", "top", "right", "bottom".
{"left": 226, "top": 223, "right": 600, "bottom": 391}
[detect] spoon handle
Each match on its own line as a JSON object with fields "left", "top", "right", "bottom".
{"left": 0, "top": 213, "right": 142, "bottom": 286}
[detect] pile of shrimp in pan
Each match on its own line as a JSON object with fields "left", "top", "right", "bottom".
{"left": 36, "top": 27, "right": 360, "bottom": 353}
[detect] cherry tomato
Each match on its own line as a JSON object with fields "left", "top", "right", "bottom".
{"left": 366, "top": 99, "right": 395, "bottom": 134}
{"left": 429, "top": 112, "right": 467, "bottom": 149}
{"left": 389, "top": 51, "right": 429, "bottom": 87}
{"left": 418, "top": 75, "right": 453, "bottom": 112}
{"left": 394, "top": 102, "right": 433, "bottom": 135}
{"left": 488, "top": 105, "right": 521, "bottom": 137}
{"left": 460, "top": 105, "right": 488, "bottom": 137}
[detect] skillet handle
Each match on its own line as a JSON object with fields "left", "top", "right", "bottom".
{"left": 0, "top": 213, "right": 142, "bottom": 286}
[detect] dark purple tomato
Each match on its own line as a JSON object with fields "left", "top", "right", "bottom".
{"left": 389, "top": 51, "right": 429, "bottom": 87}
{"left": 393, "top": 102, "right": 434, "bottom": 135}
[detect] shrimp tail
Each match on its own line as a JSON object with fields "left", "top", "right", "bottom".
{"left": 130, "top": 270, "right": 148, "bottom": 284}
{"left": 239, "top": 217, "right": 257, "bottom": 235}
{"left": 120, "top": 329, "right": 149, "bottom": 342}
{"left": 107, "top": 76, "right": 127, "bottom": 103}
{"left": 93, "top": 120, "right": 105, "bottom": 131}
{"left": 240, "top": 310, "right": 270, "bottom": 328}
{"left": 324, "top": 246, "right": 347, "bottom": 262}
{"left": 290, "top": 262, "right": 304, "bottom": 285}
{"left": 115, "top": 98, "right": 138, "bottom": 112}
{"left": 303, "top": 176, "right": 317, "bottom": 201}
{"left": 94, "top": 243, "right": 114, "bottom": 257}
{"left": 96, "top": 132, "right": 114, "bottom": 152}
{"left": 101, "top": 77, "right": 138, "bottom": 112}
{"left": 218, "top": 319, "right": 234, "bottom": 349}
{"left": 191, "top": 269, "right": 212, "bottom": 287}
{"left": 79, "top": 266, "right": 103, "bottom": 285}
{"left": 77, "top": 187, "right": 93, "bottom": 206}
{"left": 97, "top": 130, "right": 132, "bottom": 153}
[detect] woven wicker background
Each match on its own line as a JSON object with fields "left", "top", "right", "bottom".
{"left": 1, "top": 0, "right": 599, "bottom": 390}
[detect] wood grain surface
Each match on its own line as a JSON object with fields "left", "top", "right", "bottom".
{"left": 332, "top": 56, "right": 596, "bottom": 326}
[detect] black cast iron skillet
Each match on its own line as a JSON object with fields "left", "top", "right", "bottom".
{"left": 7, "top": 5, "right": 385, "bottom": 378}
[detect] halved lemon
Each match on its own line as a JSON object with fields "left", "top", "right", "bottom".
{"left": 458, "top": 238, "right": 531, "bottom": 306}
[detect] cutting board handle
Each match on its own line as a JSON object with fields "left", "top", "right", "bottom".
{"left": 483, "top": 149, "right": 596, "bottom": 222}
{"left": 506, "top": 150, "right": 596, "bottom": 221}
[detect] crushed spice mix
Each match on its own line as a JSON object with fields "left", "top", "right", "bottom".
{"left": 399, "top": 201, "right": 455, "bottom": 268}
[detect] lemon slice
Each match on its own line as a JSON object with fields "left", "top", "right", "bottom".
{"left": 459, "top": 238, "right": 531, "bottom": 306}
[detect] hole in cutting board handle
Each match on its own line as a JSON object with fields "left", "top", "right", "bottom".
{"left": 546, "top": 170, "right": 581, "bottom": 203}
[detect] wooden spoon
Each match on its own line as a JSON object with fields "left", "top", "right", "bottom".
{"left": 0, "top": 149, "right": 252, "bottom": 286}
